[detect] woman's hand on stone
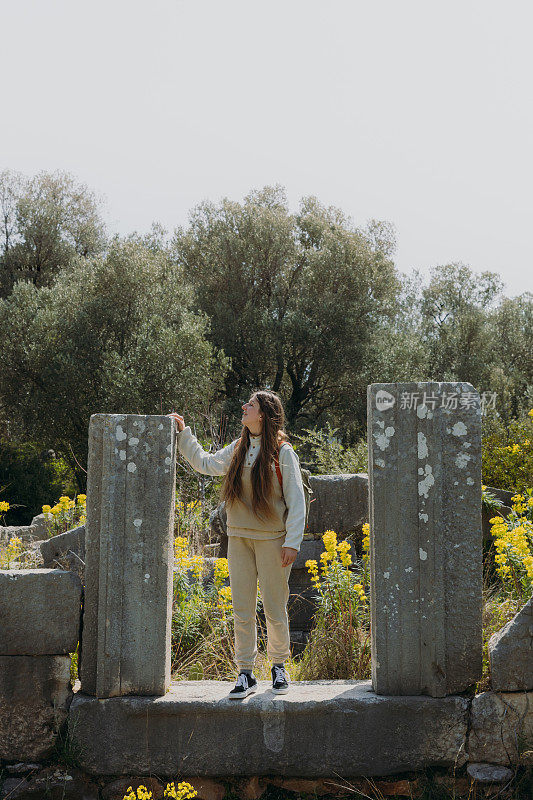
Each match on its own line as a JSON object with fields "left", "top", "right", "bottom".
{"left": 167, "top": 411, "right": 185, "bottom": 432}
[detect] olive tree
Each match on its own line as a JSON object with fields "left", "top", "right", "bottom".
{"left": 0, "top": 169, "right": 107, "bottom": 298}
{"left": 173, "top": 185, "right": 401, "bottom": 435}
{"left": 0, "top": 236, "right": 230, "bottom": 488}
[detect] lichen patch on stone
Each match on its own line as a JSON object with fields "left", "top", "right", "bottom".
{"left": 418, "top": 464, "right": 435, "bottom": 497}
{"left": 115, "top": 425, "right": 127, "bottom": 441}
{"left": 452, "top": 422, "right": 467, "bottom": 437}
{"left": 455, "top": 452, "right": 471, "bottom": 469}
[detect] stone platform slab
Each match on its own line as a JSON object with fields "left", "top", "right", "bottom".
{"left": 69, "top": 679, "right": 469, "bottom": 777}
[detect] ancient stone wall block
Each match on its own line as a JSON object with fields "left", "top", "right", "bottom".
{"left": 40, "top": 525, "right": 85, "bottom": 569}
{"left": 367, "top": 382, "right": 482, "bottom": 696}
{"left": 489, "top": 597, "right": 533, "bottom": 691}
{"left": 469, "top": 691, "right": 533, "bottom": 766}
{"left": 79, "top": 414, "right": 177, "bottom": 698}
{"left": 0, "top": 655, "right": 72, "bottom": 761}
{"left": 0, "top": 523, "right": 41, "bottom": 545}
{"left": 0, "top": 569, "right": 82, "bottom": 655}
{"left": 307, "top": 474, "right": 368, "bottom": 535}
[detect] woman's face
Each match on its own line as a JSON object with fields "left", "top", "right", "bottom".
{"left": 241, "top": 395, "right": 262, "bottom": 432}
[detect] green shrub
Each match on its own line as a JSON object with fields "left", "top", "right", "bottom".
{"left": 0, "top": 440, "right": 77, "bottom": 525}
{"left": 291, "top": 421, "right": 368, "bottom": 475}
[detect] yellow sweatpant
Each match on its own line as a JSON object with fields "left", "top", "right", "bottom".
{"left": 227, "top": 535, "right": 293, "bottom": 671}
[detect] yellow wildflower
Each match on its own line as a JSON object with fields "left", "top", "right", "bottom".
{"left": 121, "top": 786, "right": 154, "bottom": 800}
{"left": 164, "top": 781, "right": 198, "bottom": 799}
{"left": 214, "top": 558, "right": 229, "bottom": 589}
{"left": 190, "top": 554, "right": 204, "bottom": 582}
{"left": 8, "top": 535, "right": 22, "bottom": 548}
{"left": 322, "top": 530, "right": 337, "bottom": 553}
{"left": 491, "top": 510, "right": 533, "bottom": 595}
{"left": 174, "top": 537, "right": 190, "bottom": 570}
{"left": 216, "top": 585, "right": 232, "bottom": 613}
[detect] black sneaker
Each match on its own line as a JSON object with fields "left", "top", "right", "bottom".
{"left": 228, "top": 671, "right": 257, "bottom": 699}
{"left": 271, "top": 664, "right": 289, "bottom": 694}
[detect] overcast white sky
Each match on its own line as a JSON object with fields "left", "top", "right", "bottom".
{"left": 1, "top": 0, "right": 531, "bottom": 297}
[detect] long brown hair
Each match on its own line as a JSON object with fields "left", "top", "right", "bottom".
{"left": 220, "top": 390, "right": 290, "bottom": 521}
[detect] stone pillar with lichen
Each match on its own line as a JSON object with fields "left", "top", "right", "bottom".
{"left": 79, "top": 414, "right": 176, "bottom": 698}
{"left": 367, "top": 382, "right": 482, "bottom": 697}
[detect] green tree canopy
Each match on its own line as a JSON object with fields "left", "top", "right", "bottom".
{"left": 0, "top": 169, "right": 107, "bottom": 298}
{"left": 417, "top": 263, "right": 504, "bottom": 388}
{"left": 1, "top": 172, "right": 531, "bottom": 486}
{"left": 173, "top": 185, "right": 401, "bottom": 435}
{"left": 0, "top": 236, "right": 230, "bottom": 488}
{"left": 488, "top": 292, "right": 533, "bottom": 419}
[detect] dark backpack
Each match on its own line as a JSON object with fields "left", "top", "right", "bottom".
{"left": 273, "top": 442, "right": 315, "bottom": 531}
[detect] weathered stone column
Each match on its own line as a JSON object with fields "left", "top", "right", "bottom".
{"left": 79, "top": 414, "right": 177, "bottom": 698}
{"left": 367, "top": 382, "right": 482, "bottom": 697}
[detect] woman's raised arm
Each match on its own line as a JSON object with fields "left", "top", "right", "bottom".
{"left": 167, "top": 413, "right": 237, "bottom": 476}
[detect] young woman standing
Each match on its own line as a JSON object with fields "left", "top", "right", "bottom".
{"left": 167, "top": 390, "right": 306, "bottom": 698}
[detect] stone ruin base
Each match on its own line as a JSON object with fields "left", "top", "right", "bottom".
{"left": 68, "top": 680, "right": 470, "bottom": 777}
{"left": 0, "top": 761, "right": 527, "bottom": 799}
{"left": 2, "top": 680, "right": 532, "bottom": 797}
{"left": 65, "top": 680, "right": 533, "bottom": 779}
